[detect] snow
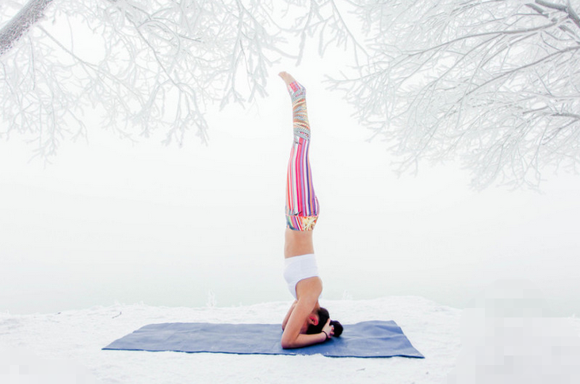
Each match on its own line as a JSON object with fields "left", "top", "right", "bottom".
{"left": 1, "top": 296, "right": 579, "bottom": 383}
{"left": 0, "top": 297, "right": 458, "bottom": 383}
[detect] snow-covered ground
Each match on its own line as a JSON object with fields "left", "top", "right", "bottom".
{"left": 1, "top": 296, "right": 579, "bottom": 384}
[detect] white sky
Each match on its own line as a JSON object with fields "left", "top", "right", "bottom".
{"left": 1, "top": 4, "right": 579, "bottom": 316}
{"left": 2, "top": 63, "right": 579, "bottom": 316}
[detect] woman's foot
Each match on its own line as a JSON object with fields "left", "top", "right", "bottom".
{"left": 279, "top": 71, "right": 306, "bottom": 97}
{"left": 279, "top": 71, "right": 296, "bottom": 86}
{"left": 280, "top": 71, "right": 310, "bottom": 140}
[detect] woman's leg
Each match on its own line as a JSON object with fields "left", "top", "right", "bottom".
{"left": 281, "top": 72, "right": 319, "bottom": 232}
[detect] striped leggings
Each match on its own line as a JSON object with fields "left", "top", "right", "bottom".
{"left": 285, "top": 81, "right": 319, "bottom": 231}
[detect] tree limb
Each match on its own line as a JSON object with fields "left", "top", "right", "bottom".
{"left": 0, "top": 0, "right": 54, "bottom": 56}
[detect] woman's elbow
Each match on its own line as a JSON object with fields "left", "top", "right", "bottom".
{"left": 280, "top": 338, "right": 295, "bottom": 349}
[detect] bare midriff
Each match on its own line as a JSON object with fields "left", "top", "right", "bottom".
{"left": 284, "top": 228, "right": 315, "bottom": 258}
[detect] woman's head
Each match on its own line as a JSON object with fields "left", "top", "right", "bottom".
{"left": 306, "top": 307, "right": 343, "bottom": 337}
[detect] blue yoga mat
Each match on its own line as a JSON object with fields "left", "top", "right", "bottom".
{"left": 103, "top": 320, "right": 424, "bottom": 358}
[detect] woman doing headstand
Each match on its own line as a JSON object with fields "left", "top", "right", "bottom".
{"left": 279, "top": 72, "right": 343, "bottom": 349}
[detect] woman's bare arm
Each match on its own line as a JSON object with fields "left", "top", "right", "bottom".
{"left": 282, "top": 328, "right": 328, "bottom": 349}
{"left": 282, "top": 300, "right": 297, "bottom": 330}
{"left": 280, "top": 278, "right": 329, "bottom": 349}
{"left": 281, "top": 296, "right": 325, "bottom": 349}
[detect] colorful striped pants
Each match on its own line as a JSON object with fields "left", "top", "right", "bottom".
{"left": 285, "top": 81, "right": 319, "bottom": 231}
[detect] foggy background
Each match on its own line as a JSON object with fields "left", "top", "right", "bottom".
{"left": 1, "top": 59, "right": 579, "bottom": 317}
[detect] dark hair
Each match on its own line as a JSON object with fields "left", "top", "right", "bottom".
{"left": 306, "top": 307, "right": 343, "bottom": 337}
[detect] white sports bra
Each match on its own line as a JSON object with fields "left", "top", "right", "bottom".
{"left": 283, "top": 253, "right": 319, "bottom": 299}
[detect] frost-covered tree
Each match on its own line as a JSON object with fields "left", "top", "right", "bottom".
{"left": 333, "top": 0, "right": 580, "bottom": 188}
{"left": 3, "top": 0, "right": 578, "bottom": 189}
{"left": 0, "top": 0, "right": 284, "bottom": 157}
{"left": 0, "top": 0, "right": 356, "bottom": 158}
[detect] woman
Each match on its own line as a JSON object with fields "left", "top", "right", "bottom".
{"left": 278, "top": 71, "right": 343, "bottom": 349}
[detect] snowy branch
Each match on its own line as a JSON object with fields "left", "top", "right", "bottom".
{"left": 0, "top": 0, "right": 54, "bottom": 56}
{"left": 331, "top": 0, "right": 580, "bottom": 188}
{"left": 3, "top": 0, "right": 578, "bottom": 189}
{"left": 0, "top": 0, "right": 327, "bottom": 156}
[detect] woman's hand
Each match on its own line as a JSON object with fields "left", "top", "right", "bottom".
{"left": 322, "top": 318, "right": 334, "bottom": 340}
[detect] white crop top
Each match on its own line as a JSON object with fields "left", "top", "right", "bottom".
{"left": 283, "top": 253, "right": 320, "bottom": 299}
